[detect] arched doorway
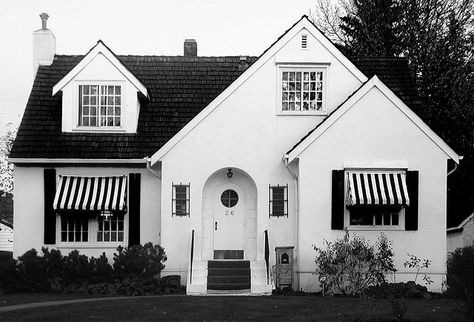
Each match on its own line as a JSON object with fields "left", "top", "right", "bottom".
{"left": 201, "top": 168, "right": 257, "bottom": 260}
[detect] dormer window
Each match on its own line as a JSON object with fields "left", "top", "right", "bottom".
{"left": 279, "top": 67, "right": 326, "bottom": 114}
{"left": 78, "top": 85, "right": 122, "bottom": 127}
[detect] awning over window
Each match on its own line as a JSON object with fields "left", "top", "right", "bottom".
{"left": 346, "top": 172, "right": 410, "bottom": 207}
{"left": 53, "top": 176, "right": 127, "bottom": 212}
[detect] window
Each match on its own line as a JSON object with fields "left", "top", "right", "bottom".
{"left": 221, "top": 189, "right": 238, "bottom": 208}
{"left": 78, "top": 85, "right": 122, "bottom": 127}
{"left": 97, "top": 213, "right": 124, "bottom": 242}
{"left": 60, "top": 215, "right": 89, "bottom": 242}
{"left": 281, "top": 70, "right": 324, "bottom": 112}
{"left": 349, "top": 207, "right": 401, "bottom": 227}
{"left": 269, "top": 184, "right": 288, "bottom": 217}
{"left": 172, "top": 184, "right": 190, "bottom": 216}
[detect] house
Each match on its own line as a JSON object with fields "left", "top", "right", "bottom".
{"left": 0, "top": 218, "right": 13, "bottom": 253}
{"left": 10, "top": 14, "right": 460, "bottom": 294}
{"left": 447, "top": 213, "right": 474, "bottom": 253}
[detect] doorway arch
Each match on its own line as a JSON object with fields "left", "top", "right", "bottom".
{"left": 201, "top": 168, "right": 257, "bottom": 260}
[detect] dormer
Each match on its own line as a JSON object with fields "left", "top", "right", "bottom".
{"left": 52, "top": 41, "right": 149, "bottom": 133}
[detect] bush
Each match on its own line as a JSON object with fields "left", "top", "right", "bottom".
{"left": 314, "top": 230, "right": 396, "bottom": 296}
{"left": 365, "top": 281, "right": 431, "bottom": 299}
{"left": 0, "top": 251, "right": 17, "bottom": 293}
{"left": 447, "top": 245, "right": 474, "bottom": 307}
{"left": 113, "top": 242, "right": 167, "bottom": 280}
{"left": 0, "top": 243, "right": 168, "bottom": 295}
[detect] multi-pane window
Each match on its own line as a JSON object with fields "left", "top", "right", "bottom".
{"left": 60, "top": 215, "right": 88, "bottom": 242}
{"left": 79, "top": 85, "right": 122, "bottom": 127}
{"left": 269, "top": 185, "right": 288, "bottom": 217}
{"left": 281, "top": 71, "right": 324, "bottom": 112}
{"left": 349, "top": 207, "right": 401, "bottom": 226}
{"left": 97, "top": 213, "right": 124, "bottom": 242}
{"left": 172, "top": 184, "right": 190, "bottom": 216}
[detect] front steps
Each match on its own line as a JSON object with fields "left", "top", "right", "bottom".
{"left": 207, "top": 260, "right": 250, "bottom": 291}
{"left": 186, "top": 260, "right": 273, "bottom": 295}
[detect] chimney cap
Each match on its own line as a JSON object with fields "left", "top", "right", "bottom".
{"left": 40, "top": 12, "right": 49, "bottom": 30}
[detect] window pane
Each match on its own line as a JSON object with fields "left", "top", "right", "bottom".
{"left": 97, "top": 232, "right": 102, "bottom": 242}
{"left": 111, "top": 232, "right": 117, "bottom": 241}
{"left": 118, "top": 232, "right": 124, "bottom": 241}
{"left": 84, "top": 86, "right": 89, "bottom": 95}
{"left": 115, "top": 86, "right": 121, "bottom": 95}
{"left": 115, "top": 97, "right": 121, "bottom": 105}
{"left": 108, "top": 86, "right": 114, "bottom": 94}
{"left": 90, "top": 86, "right": 98, "bottom": 95}
{"left": 383, "top": 213, "right": 391, "bottom": 226}
{"left": 392, "top": 213, "right": 399, "bottom": 225}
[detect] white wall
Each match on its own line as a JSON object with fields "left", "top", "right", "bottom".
{"left": 13, "top": 166, "right": 160, "bottom": 259}
{"left": 297, "top": 87, "right": 449, "bottom": 292}
{"left": 158, "top": 25, "right": 364, "bottom": 282}
{"left": 61, "top": 53, "right": 141, "bottom": 133}
{"left": 0, "top": 223, "right": 13, "bottom": 252}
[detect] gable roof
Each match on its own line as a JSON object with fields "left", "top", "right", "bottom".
{"left": 447, "top": 213, "right": 474, "bottom": 233}
{"left": 11, "top": 18, "right": 425, "bottom": 161}
{"left": 151, "top": 16, "right": 369, "bottom": 163}
{"left": 285, "top": 76, "right": 460, "bottom": 164}
{"left": 52, "top": 40, "right": 149, "bottom": 99}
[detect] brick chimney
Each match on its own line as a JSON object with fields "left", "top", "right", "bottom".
{"left": 184, "top": 39, "right": 197, "bottom": 57}
{"left": 33, "top": 13, "right": 55, "bottom": 77}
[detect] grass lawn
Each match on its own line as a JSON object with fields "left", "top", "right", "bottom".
{"left": 0, "top": 295, "right": 468, "bottom": 321}
{"left": 0, "top": 293, "right": 119, "bottom": 307}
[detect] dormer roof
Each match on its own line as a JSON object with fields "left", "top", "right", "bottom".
{"left": 52, "top": 40, "right": 149, "bottom": 99}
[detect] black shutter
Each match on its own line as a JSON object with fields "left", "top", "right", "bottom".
{"left": 128, "top": 173, "right": 141, "bottom": 246}
{"left": 44, "top": 169, "right": 57, "bottom": 244}
{"left": 331, "top": 170, "right": 345, "bottom": 230}
{"left": 405, "top": 171, "right": 419, "bottom": 231}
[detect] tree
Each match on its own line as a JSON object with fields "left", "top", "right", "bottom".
{"left": 311, "top": 0, "right": 474, "bottom": 226}
{"left": 0, "top": 125, "right": 16, "bottom": 196}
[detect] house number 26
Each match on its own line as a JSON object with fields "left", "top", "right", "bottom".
{"left": 225, "top": 210, "right": 234, "bottom": 216}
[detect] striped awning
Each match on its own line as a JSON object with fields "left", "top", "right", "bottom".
{"left": 53, "top": 176, "right": 127, "bottom": 212}
{"left": 346, "top": 172, "right": 410, "bottom": 206}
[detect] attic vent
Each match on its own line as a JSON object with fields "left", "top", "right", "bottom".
{"left": 301, "top": 35, "right": 308, "bottom": 49}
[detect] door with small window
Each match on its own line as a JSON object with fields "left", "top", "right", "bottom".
{"left": 213, "top": 184, "right": 245, "bottom": 252}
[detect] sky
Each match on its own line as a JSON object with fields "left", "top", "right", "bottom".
{"left": 0, "top": 0, "right": 316, "bottom": 134}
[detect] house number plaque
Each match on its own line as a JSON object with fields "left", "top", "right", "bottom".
{"left": 225, "top": 210, "right": 234, "bottom": 216}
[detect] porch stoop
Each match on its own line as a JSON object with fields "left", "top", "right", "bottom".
{"left": 186, "top": 260, "right": 273, "bottom": 295}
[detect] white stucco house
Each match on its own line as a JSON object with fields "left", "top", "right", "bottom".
{"left": 0, "top": 219, "right": 13, "bottom": 252}
{"left": 10, "top": 14, "right": 460, "bottom": 294}
{"left": 447, "top": 213, "right": 474, "bottom": 253}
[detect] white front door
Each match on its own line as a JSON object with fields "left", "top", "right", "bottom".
{"left": 213, "top": 183, "right": 244, "bottom": 251}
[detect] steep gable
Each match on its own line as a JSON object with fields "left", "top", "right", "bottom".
{"left": 286, "top": 76, "right": 459, "bottom": 163}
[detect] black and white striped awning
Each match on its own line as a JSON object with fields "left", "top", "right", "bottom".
{"left": 53, "top": 176, "right": 127, "bottom": 212}
{"left": 347, "top": 172, "right": 410, "bottom": 207}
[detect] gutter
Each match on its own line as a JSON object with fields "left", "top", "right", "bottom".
{"left": 9, "top": 158, "right": 148, "bottom": 164}
{"left": 145, "top": 157, "right": 161, "bottom": 179}
{"left": 447, "top": 156, "right": 463, "bottom": 176}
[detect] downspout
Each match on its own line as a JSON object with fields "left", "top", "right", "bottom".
{"left": 284, "top": 155, "right": 300, "bottom": 291}
{"left": 144, "top": 157, "right": 161, "bottom": 179}
{"left": 447, "top": 156, "right": 462, "bottom": 176}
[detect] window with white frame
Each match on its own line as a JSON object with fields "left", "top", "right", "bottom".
{"left": 172, "top": 184, "right": 190, "bottom": 217}
{"left": 349, "top": 207, "right": 401, "bottom": 227}
{"left": 59, "top": 212, "right": 126, "bottom": 244}
{"left": 60, "top": 215, "right": 89, "bottom": 242}
{"left": 97, "top": 213, "right": 125, "bottom": 242}
{"left": 269, "top": 184, "right": 288, "bottom": 217}
{"left": 78, "top": 85, "right": 122, "bottom": 127}
{"left": 280, "top": 69, "right": 325, "bottom": 112}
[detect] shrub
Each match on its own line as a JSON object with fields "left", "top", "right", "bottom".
{"left": 0, "top": 251, "right": 17, "bottom": 293}
{"left": 63, "top": 250, "right": 94, "bottom": 283}
{"left": 403, "top": 253, "right": 433, "bottom": 285}
{"left": 113, "top": 242, "right": 167, "bottom": 280}
{"left": 314, "top": 230, "right": 396, "bottom": 296}
{"left": 90, "top": 253, "right": 113, "bottom": 283}
{"left": 16, "top": 248, "right": 53, "bottom": 291}
{"left": 447, "top": 245, "right": 474, "bottom": 309}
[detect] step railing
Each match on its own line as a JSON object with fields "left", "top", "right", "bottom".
{"left": 189, "top": 229, "right": 195, "bottom": 284}
{"left": 264, "top": 229, "right": 270, "bottom": 285}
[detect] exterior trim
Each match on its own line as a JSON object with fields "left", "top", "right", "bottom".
{"left": 52, "top": 41, "right": 149, "bottom": 99}
{"left": 150, "top": 16, "right": 368, "bottom": 164}
{"left": 10, "top": 158, "right": 147, "bottom": 164}
{"left": 285, "top": 76, "right": 460, "bottom": 164}
{"left": 447, "top": 213, "right": 473, "bottom": 233}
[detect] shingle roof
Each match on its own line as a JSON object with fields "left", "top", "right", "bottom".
{"left": 10, "top": 54, "right": 421, "bottom": 160}
{"left": 11, "top": 55, "right": 257, "bottom": 159}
